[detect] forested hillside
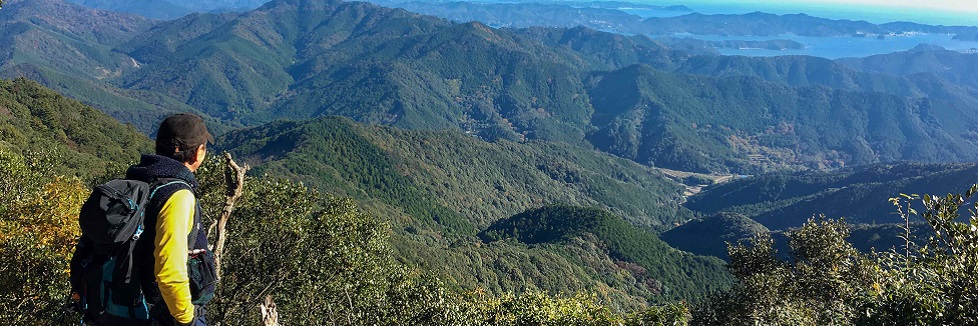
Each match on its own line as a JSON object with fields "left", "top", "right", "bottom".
{"left": 686, "top": 162, "right": 978, "bottom": 229}
{"left": 0, "top": 0, "right": 153, "bottom": 77}
{"left": 0, "top": 0, "right": 235, "bottom": 133}
{"left": 0, "top": 78, "right": 704, "bottom": 324}
{"left": 220, "top": 116, "right": 691, "bottom": 230}
{"left": 837, "top": 44, "right": 978, "bottom": 90}
{"left": 587, "top": 65, "right": 976, "bottom": 172}
{"left": 481, "top": 205, "right": 731, "bottom": 301}
{"left": 4, "top": 0, "right": 978, "bottom": 174}
{"left": 6, "top": 75, "right": 978, "bottom": 324}
{"left": 216, "top": 115, "right": 737, "bottom": 306}
{"left": 65, "top": 0, "right": 268, "bottom": 19}
{"left": 0, "top": 78, "right": 151, "bottom": 179}
{"left": 660, "top": 212, "right": 769, "bottom": 260}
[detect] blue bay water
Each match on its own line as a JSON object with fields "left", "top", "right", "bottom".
{"left": 688, "top": 34, "right": 978, "bottom": 59}
{"left": 616, "top": 2, "right": 978, "bottom": 58}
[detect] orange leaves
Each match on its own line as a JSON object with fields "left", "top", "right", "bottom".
{"left": 0, "top": 152, "right": 87, "bottom": 323}
{"left": 2, "top": 176, "right": 85, "bottom": 259}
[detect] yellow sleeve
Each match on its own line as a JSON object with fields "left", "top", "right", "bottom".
{"left": 154, "top": 189, "right": 196, "bottom": 324}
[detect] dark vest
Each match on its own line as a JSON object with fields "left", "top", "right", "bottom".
{"left": 125, "top": 155, "right": 210, "bottom": 308}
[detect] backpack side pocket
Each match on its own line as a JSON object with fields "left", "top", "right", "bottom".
{"left": 188, "top": 250, "right": 218, "bottom": 305}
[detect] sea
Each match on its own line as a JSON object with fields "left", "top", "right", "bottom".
{"left": 618, "top": 1, "right": 978, "bottom": 58}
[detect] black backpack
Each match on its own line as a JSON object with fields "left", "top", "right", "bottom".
{"left": 69, "top": 178, "right": 216, "bottom": 322}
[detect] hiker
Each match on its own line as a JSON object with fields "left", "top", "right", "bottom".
{"left": 71, "top": 113, "right": 216, "bottom": 326}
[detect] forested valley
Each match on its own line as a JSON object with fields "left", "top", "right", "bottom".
{"left": 3, "top": 0, "right": 978, "bottom": 324}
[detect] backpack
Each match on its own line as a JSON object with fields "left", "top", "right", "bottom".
{"left": 69, "top": 178, "right": 217, "bottom": 322}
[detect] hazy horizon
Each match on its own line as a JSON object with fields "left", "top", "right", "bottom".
{"left": 639, "top": 0, "right": 978, "bottom": 26}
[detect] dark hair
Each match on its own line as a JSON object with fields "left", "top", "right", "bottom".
{"left": 156, "top": 143, "right": 204, "bottom": 164}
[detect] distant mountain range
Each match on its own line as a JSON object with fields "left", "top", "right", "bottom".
{"left": 52, "top": 0, "right": 978, "bottom": 41}
{"left": 363, "top": 1, "right": 978, "bottom": 38}
{"left": 668, "top": 161, "right": 978, "bottom": 263}
{"left": 5, "top": 0, "right": 978, "bottom": 175}
{"left": 63, "top": 0, "right": 267, "bottom": 19}
{"left": 368, "top": 0, "right": 646, "bottom": 32}
{"left": 640, "top": 12, "right": 978, "bottom": 37}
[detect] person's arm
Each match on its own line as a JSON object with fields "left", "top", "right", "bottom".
{"left": 154, "top": 189, "right": 196, "bottom": 324}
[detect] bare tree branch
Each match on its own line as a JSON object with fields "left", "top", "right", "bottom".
{"left": 260, "top": 295, "right": 280, "bottom": 326}
{"left": 213, "top": 152, "right": 248, "bottom": 280}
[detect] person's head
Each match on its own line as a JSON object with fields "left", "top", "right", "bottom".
{"left": 155, "top": 113, "right": 214, "bottom": 172}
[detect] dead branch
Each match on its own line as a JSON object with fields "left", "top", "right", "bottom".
{"left": 260, "top": 295, "right": 280, "bottom": 326}
{"left": 213, "top": 152, "right": 248, "bottom": 279}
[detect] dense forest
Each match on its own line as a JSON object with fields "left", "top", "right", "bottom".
{"left": 0, "top": 77, "right": 697, "bottom": 324}
{"left": 5, "top": 77, "right": 978, "bottom": 325}
{"left": 216, "top": 110, "right": 725, "bottom": 307}
{"left": 686, "top": 162, "right": 978, "bottom": 229}
{"left": 4, "top": 0, "right": 978, "bottom": 324}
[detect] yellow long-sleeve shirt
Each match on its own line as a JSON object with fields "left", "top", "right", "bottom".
{"left": 154, "top": 189, "right": 196, "bottom": 324}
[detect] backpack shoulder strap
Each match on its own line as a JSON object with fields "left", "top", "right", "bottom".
{"left": 148, "top": 178, "right": 201, "bottom": 249}
{"left": 149, "top": 179, "right": 192, "bottom": 200}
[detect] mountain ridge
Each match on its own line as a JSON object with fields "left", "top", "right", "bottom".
{"left": 686, "top": 162, "right": 978, "bottom": 229}
{"left": 0, "top": 77, "right": 152, "bottom": 179}
{"left": 4, "top": 0, "right": 978, "bottom": 175}
{"left": 218, "top": 115, "right": 693, "bottom": 230}
{"left": 363, "top": 1, "right": 978, "bottom": 38}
